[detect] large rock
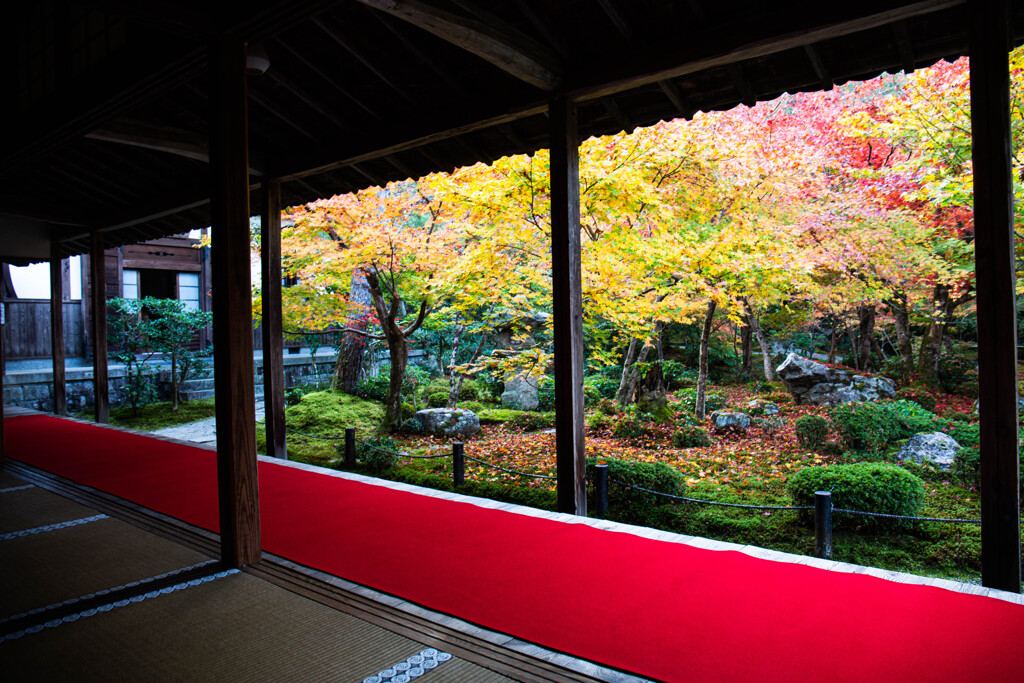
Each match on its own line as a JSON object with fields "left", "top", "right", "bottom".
{"left": 710, "top": 411, "right": 751, "bottom": 433}
{"left": 414, "top": 408, "right": 481, "bottom": 437}
{"left": 501, "top": 373, "right": 539, "bottom": 410}
{"left": 898, "top": 432, "right": 961, "bottom": 470}
{"left": 776, "top": 353, "right": 896, "bottom": 405}
{"left": 747, "top": 399, "right": 779, "bottom": 416}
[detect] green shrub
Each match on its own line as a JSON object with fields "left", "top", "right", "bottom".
{"left": 943, "top": 421, "right": 980, "bottom": 448}
{"left": 586, "top": 412, "right": 609, "bottom": 430}
{"left": 398, "top": 416, "right": 424, "bottom": 434}
{"left": 787, "top": 463, "right": 925, "bottom": 531}
{"left": 401, "top": 402, "right": 416, "bottom": 420}
{"left": 508, "top": 411, "right": 555, "bottom": 431}
{"left": 584, "top": 372, "right": 621, "bottom": 400}
{"left": 477, "top": 408, "right": 517, "bottom": 424}
{"left": 458, "top": 400, "right": 486, "bottom": 413}
{"left": 672, "top": 425, "right": 711, "bottom": 448}
{"left": 427, "top": 391, "right": 449, "bottom": 408}
{"left": 795, "top": 415, "right": 830, "bottom": 450}
{"left": 586, "top": 457, "right": 683, "bottom": 506}
{"left": 537, "top": 385, "right": 556, "bottom": 411}
{"left": 352, "top": 370, "right": 425, "bottom": 403}
{"left": 942, "top": 409, "right": 974, "bottom": 423}
{"left": 952, "top": 428, "right": 1024, "bottom": 490}
{"left": 829, "top": 400, "right": 938, "bottom": 451}
{"left": 660, "top": 360, "right": 695, "bottom": 390}
{"left": 353, "top": 436, "right": 400, "bottom": 472}
{"left": 596, "top": 398, "right": 620, "bottom": 416}
{"left": 752, "top": 415, "right": 786, "bottom": 434}
{"left": 938, "top": 352, "right": 978, "bottom": 394}
{"left": 767, "top": 391, "right": 793, "bottom": 404}
{"left": 895, "top": 387, "right": 937, "bottom": 413}
{"left": 611, "top": 414, "right": 651, "bottom": 440}
{"left": 676, "top": 388, "right": 727, "bottom": 414}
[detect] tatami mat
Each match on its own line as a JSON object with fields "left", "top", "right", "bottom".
{"left": 0, "top": 470, "right": 29, "bottom": 488}
{"left": 0, "top": 571, "right": 513, "bottom": 682}
{"left": 0, "top": 485, "right": 100, "bottom": 533}
{"left": 0, "top": 515, "right": 211, "bottom": 618}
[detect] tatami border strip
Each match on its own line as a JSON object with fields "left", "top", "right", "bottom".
{"left": 0, "top": 559, "right": 219, "bottom": 626}
{"left": 363, "top": 647, "right": 454, "bottom": 683}
{"left": 0, "top": 514, "right": 109, "bottom": 541}
{"left": 0, "top": 484, "right": 34, "bottom": 494}
{"left": 0, "top": 569, "right": 240, "bottom": 644}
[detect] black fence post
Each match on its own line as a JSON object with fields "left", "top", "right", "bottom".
{"left": 453, "top": 442, "right": 464, "bottom": 486}
{"left": 345, "top": 427, "right": 356, "bottom": 469}
{"left": 595, "top": 463, "right": 609, "bottom": 515}
{"left": 815, "top": 491, "right": 833, "bottom": 560}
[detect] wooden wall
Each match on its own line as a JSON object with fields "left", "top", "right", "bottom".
{"left": 2, "top": 300, "right": 85, "bottom": 359}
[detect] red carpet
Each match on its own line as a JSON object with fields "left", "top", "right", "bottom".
{"left": 5, "top": 414, "right": 1024, "bottom": 681}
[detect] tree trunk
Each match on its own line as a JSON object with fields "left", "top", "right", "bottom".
{"left": 447, "top": 319, "right": 465, "bottom": 408}
{"left": 856, "top": 304, "right": 876, "bottom": 372}
{"left": 695, "top": 300, "right": 717, "bottom": 420}
{"left": 918, "top": 283, "right": 949, "bottom": 388}
{"left": 333, "top": 269, "right": 373, "bottom": 392}
{"left": 740, "top": 325, "right": 752, "bottom": 375}
{"left": 615, "top": 338, "right": 639, "bottom": 408}
{"left": 171, "top": 355, "right": 178, "bottom": 410}
{"left": 845, "top": 319, "right": 859, "bottom": 370}
{"left": 742, "top": 300, "right": 774, "bottom": 382}
{"left": 828, "top": 320, "right": 838, "bottom": 364}
{"left": 364, "top": 270, "right": 409, "bottom": 432}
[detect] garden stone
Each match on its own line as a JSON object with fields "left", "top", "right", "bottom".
{"left": 710, "top": 411, "right": 751, "bottom": 433}
{"left": 501, "top": 373, "right": 539, "bottom": 411}
{"left": 898, "top": 432, "right": 960, "bottom": 470}
{"left": 776, "top": 353, "right": 896, "bottom": 405}
{"left": 414, "top": 408, "right": 481, "bottom": 437}
{"left": 747, "top": 399, "right": 779, "bottom": 416}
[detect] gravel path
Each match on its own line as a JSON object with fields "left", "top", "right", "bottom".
{"left": 151, "top": 399, "right": 266, "bottom": 446}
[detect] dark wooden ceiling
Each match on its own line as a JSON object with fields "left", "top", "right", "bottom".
{"left": 2, "top": 0, "right": 1021, "bottom": 262}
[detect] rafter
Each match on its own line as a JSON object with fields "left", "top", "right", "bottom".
{"left": 354, "top": 0, "right": 560, "bottom": 90}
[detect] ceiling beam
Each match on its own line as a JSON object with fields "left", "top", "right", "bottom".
{"left": 354, "top": 0, "right": 561, "bottom": 90}
{"left": 571, "top": 0, "right": 964, "bottom": 102}
{"left": 85, "top": 120, "right": 264, "bottom": 174}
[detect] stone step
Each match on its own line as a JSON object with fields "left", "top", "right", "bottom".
{"left": 179, "top": 378, "right": 215, "bottom": 392}
{"left": 180, "top": 389, "right": 215, "bottom": 401}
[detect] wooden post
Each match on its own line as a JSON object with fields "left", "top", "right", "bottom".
{"left": 814, "top": 491, "right": 833, "bottom": 560}
{"left": 345, "top": 427, "right": 356, "bottom": 468}
{"left": 209, "top": 35, "right": 261, "bottom": 568}
{"left": 970, "top": 0, "right": 1021, "bottom": 592}
{"left": 89, "top": 231, "right": 109, "bottom": 424}
{"left": 50, "top": 241, "right": 67, "bottom": 416}
{"left": 261, "top": 179, "right": 287, "bottom": 460}
{"left": 549, "top": 96, "right": 587, "bottom": 516}
{"left": 1, "top": 263, "right": 5, "bottom": 466}
{"left": 453, "top": 442, "right": 465, "bottom": 486}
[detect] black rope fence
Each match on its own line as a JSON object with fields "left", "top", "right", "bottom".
{"left": 272, "top": 424, "right": 985, "bottom": 562}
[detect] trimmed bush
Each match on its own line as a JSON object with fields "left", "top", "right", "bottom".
{"left": 427, "top": 391, "right": 449, "bottom": 408}
{"left": 795, "top": 415, "right": 829, "bottom": 450}
{"left": 537, "top": 385, "right": 556, "bottom": 411}
{"left": 952, "top": 428, "right": 1024, "bottom": 489}
{"left": 586, "top": 457, "right": 683, "bottom": 506}
{"left": 676, "top": 388, "right": 727, "bottom": 414}
{"left": 458, "top": 400, "right": 486, "bottom": 413}
{"left": 787, "top": 463, "right": 925, "bottom": 531}
{"left": 895, "top": 387, "right": 937, "bottom": 413}
{"left": 610, "top": 414, "right": 651, "bottom": 440}
{"left": 672, "top": 425, "right": 711, "bottom": 448}
{"left": 829, "top": 400, "right": 938, "bottom": 451}
{"left": 767, "top": 391, "right": 793, "bottom": 404}
{"left": 508, "top": 411, "right": 555, "bottom": 431}
{"left": 353, "top": 436, "right": 400, "bottom": 472}
{"left": 942, "top": 421, "right": 979, "bottom": 448}
{"left": 401, "top": 402, "right": 416, "bottom": 420}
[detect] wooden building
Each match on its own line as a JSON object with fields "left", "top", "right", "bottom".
{"left": 1, "top": 234, "right": 211, "bottom": 360}
{"left": 0, "top": 3, "right": 1021, "bottom": 674}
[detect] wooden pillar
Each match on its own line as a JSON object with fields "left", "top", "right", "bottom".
{"left": 970, "top": 0, "right": 1021, "bottom": 592}
{"left": 209, "top": 35, "right": 261, "bottom": 568}
{"left": 261, "top": 179, "right": 287, "bottom": 460}
{"left": 89, "top": 231, "right": 109, "bottom": 424}
{"left": 50, "top": 241, "right": 67, "bottom": 416}
{"left": 549, "top": 96, "right": 586, "bottom": 516}
{"left": 1, "top": 262, "right": 5, "bottom": 466}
